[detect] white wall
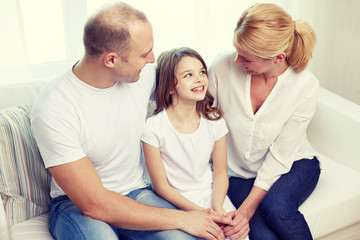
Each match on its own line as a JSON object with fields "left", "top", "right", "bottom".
{"left": 312, "top": 0, "right": 360, "bottom": 105}
{"left": 265, "top": 0, "right": 360, "bottom": 105}
{"left": 4, "top": 0, "right": 359, "bottom": 105}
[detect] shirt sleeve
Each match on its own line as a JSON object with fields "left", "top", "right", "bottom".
{"left": 254, "top": 81, "right": 320, "bottom": 191}
{"left": 141, "top": 117, "right": 160, "bottom": 148}
{"left": 31, "top": 113, "right": 86, "bottom": 169}
{"left": 215, "top": 118, "right": 229, "bottom": 141}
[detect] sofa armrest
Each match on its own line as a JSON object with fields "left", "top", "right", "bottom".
{"left": 307, "top": 88, "right": 360, "bottom": 172}
{"left": 0, "top": 197, "right": 10, "bottom": 240}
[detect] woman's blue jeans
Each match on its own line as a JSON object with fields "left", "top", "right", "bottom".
{"left": 228, "top": 158, "right": 320, "bottom": 240}
{"left": 49, "top": 188, "right": 196, "bottom": 240}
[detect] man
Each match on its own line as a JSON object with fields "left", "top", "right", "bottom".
{"left": 31, "top": 2, "right": 230, "bottom": 240}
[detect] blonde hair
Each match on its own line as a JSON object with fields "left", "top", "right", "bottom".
{"left": 234, "top": 3, "right": 316, "bottom": 72}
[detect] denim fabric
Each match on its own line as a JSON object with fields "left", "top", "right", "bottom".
{"left": 228, "top": 158, "right": 320, "bottom": 240}
{"left": 49, "top": 188, "right": 196, "bottom": 240}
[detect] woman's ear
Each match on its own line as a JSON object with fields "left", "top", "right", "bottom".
{"left": 169, "top": 89, "right": 175, "bottom": 94}
{"left": 274, "top": 52, "right": 286, "bottom": 64}
{"left": 103, "top": 52, "right": 118, "bottom": 68}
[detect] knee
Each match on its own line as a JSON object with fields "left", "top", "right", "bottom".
{"left": 51, "top": 214, "right": 118, "bottom": 240}
{"left": 260, "top": 194, "right": 296, "bottom": 224}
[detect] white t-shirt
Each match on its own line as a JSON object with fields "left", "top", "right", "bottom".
{"left": 31, "top": 64, "right": 156, "bottom": 198}
{"left": 141, "top": 110, "right": 228, "bottom": 204}
{"left": 208, "top": 51, "right": 319, "bottom": 191}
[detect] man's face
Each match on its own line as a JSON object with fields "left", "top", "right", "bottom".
{"left": 115, "top": 21, "right": 155, "bottom": 83}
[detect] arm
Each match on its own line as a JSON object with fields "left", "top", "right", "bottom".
{"left": 223, "top": 186, "right": 265, "bottom": 239}
{"left": 142, "top": 142, "right": 204, "bottom": 212}
{"left": 49, "top": 156, "right": 180, "bottom": 230}
{"left": 50, "top": 155, "right": 231, "bottom": 239}
{"left": 211, "top": 135, "right": 229, "bottom": 216}
{"left": 255, "top": 82, "right": 319, "bottom": 191}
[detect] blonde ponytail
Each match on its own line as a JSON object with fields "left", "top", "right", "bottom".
{"left": 286, "top": 20, "right": 316, "bottom": 72}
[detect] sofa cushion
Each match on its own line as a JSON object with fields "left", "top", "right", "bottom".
{"left": 10, "top": 213, "right": 53, "bottom": 240}
{"left": 0, "top": 105, "right": 51, "bottom": 226}
{"left": 300, "top": 154, "right": 360, "bottom": 238}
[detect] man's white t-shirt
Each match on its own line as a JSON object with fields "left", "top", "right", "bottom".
{"left": 31, "top": 64, "right": 156, "bottom": 198}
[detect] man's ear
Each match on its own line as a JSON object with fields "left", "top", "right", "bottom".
{"left": 103, "top": 52, "right": 117, "bottom": 68}
{"left": 274, "top": 52, "right": 286, "bottom": 64}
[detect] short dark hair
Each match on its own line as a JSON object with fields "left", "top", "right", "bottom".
{"left": 83, "top": 2, "right": 147, "bottom": 61}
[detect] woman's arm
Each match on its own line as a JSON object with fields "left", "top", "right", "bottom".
{"left": 223, "top": 186, "right": 265, "bottom": 239}
{"left": 142, "top": 142, "right": 204, "bottom": 211}
{"left": 211, "top": 135, "right": 229, "bottom": 216}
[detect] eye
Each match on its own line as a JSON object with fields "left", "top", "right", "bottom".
{"left": 238, "top": 54, "right": 251, "bottom": 63}
{"left": 241, "top": 56, "right": 251, "bottom": 63}
{"left": 184, "top": 73, "right": 192, "bottom": 78}
{"left": 200, "top": 70, "right": 207, "bottom": 75}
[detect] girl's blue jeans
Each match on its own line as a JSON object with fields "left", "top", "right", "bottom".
{"left": 48, "top": 187, "right": 196, "bottom": 240}
{"left": 228, "top": 157, "right": 320, "bottom": 240}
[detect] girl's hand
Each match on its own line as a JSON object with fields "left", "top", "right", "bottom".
{"left": 212, "top": 205, "right": 227, "bottom": 217}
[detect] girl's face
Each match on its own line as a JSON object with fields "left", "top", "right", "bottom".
{"left": 172, "top": 56, "right": 208, "bottom": 104}
{"left": 234, "top": 45, "right": 274, "bottom": 75}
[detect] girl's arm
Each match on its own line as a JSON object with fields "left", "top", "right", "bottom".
{"left": 211, "top": 135, "right": 229, "bottom": 216}
{"left": 142, "top": 142, "right": 204, "bottom": 212}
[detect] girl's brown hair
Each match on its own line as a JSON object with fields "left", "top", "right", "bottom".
{"left": 155, "top": 47, "right": 222, "bottom": 120}
{"left": 234, "top": 3, "right": 316, "bottom": 72}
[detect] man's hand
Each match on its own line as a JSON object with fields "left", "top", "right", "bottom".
{"left": 223, "top": 210, "right": 249, "bottom": 239}
{"left": 179, "top": 208, "right": 232, "bottom": 240}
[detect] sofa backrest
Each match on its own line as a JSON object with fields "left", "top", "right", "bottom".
{"left": 307, "top": 88, "right": 360, "bottom": 172}
{"left": 0, "top": 80, "right": 47, "bottom": 110}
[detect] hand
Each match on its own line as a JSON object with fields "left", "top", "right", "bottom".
{"left": 180, "top": 209, "right": 232, "bottom": 240}
{"left": 222, "top": 210, "right": 249, "bottom": 240}
{"left": 212, "top": 205, "right": 227, "bottom": 217}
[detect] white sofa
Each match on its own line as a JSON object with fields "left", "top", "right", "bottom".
{"left": 1, "top": 80, "right": 360, "bottom": 240}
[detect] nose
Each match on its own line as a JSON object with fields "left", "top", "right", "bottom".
{"left": 147, "top": 51, "right": 155, "bottom": 63}
{"left": 234, "top": 55, "right": 242, "bottom": 65}
{"left": 195, "top": 73, "right": 207, "bottom": 84}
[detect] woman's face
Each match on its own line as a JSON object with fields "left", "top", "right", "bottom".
{"left": 234, "top": 45, "right": 274, "bottom": 75}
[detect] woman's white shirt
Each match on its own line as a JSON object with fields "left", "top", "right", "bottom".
{"left": 208, "top": 51, "right": 319, "bottom": 191}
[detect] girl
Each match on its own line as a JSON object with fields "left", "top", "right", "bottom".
{"left": 141, "top": 47, "right": 248, "bottom": 239}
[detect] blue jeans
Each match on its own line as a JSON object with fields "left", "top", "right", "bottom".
{"left": 228, "top": 158, "right": 320, "bottom": 240}
{"left": 49, "top": 188, "right": 196, "bottom": 240}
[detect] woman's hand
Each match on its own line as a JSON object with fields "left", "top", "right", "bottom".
{"left": 222, "top": 209, "right": 250, "bottom": 240}
{"left": 180, "top": 208, "right": 233, "bottom": 240}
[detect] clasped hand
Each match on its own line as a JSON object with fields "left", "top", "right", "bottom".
{"left": 185, "top": 209, "right": 249, "bottom": 240}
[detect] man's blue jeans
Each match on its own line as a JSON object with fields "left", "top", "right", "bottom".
{"left": 49, "top": 187, "right": 196, "bottom": 240}
{"left": 228, "top": 158, "right": 320, "bottom": 240}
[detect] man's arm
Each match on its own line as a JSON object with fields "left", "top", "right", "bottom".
{"left": 49, "top": 156, "right": 231, "bottom": 239}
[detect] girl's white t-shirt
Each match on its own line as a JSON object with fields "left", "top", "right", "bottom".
{"left": 141, "top": 110, "right": 228, "bottom": 204}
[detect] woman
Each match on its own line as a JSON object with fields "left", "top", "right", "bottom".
{"left": 208, "top": 3, "right": 320, "bottom": 240}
